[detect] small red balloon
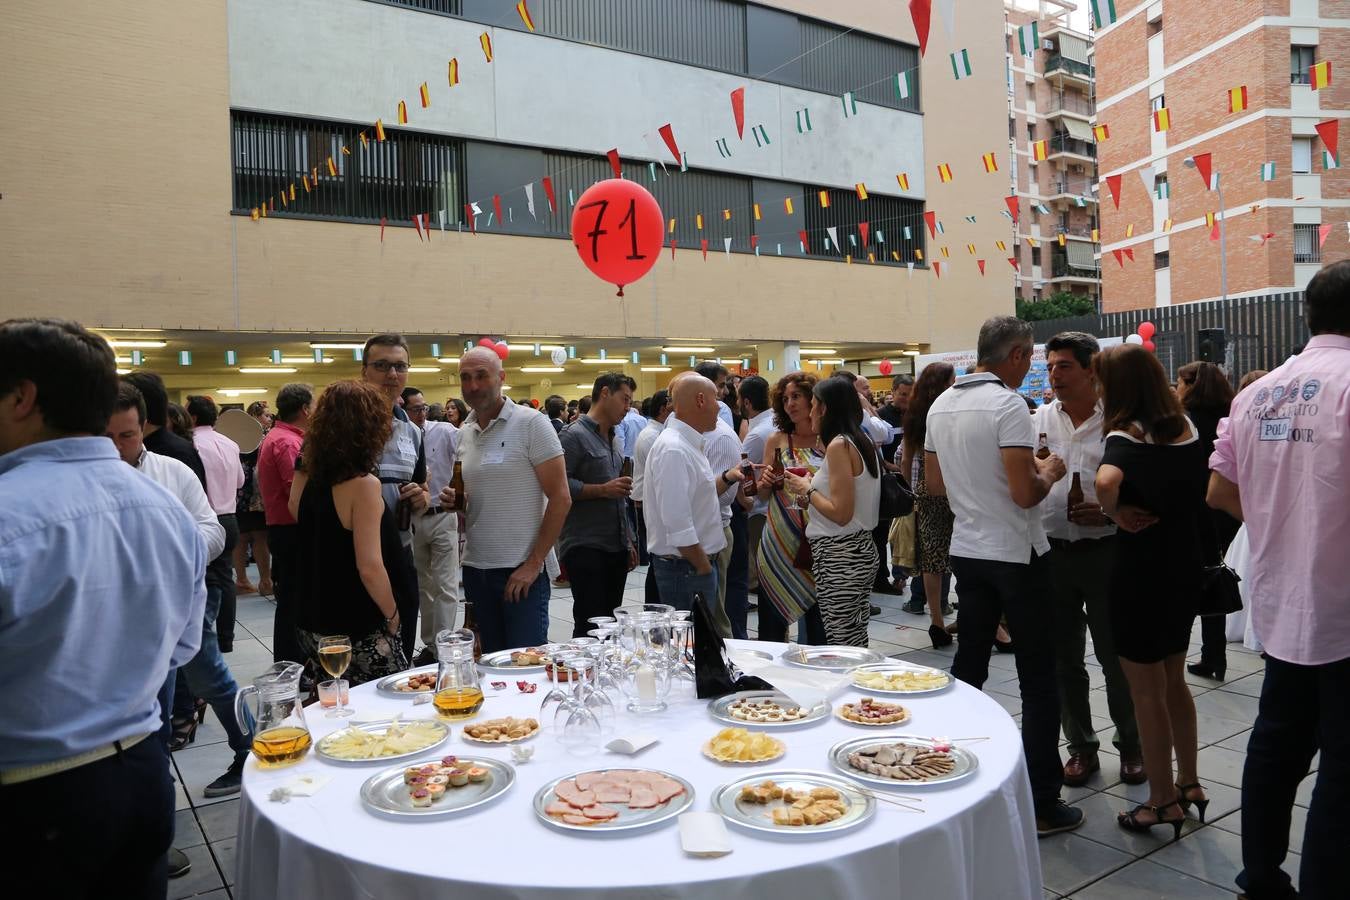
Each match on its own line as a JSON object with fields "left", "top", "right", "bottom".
{"left": 1143, "top": 339, "right": 1156, "bottom": 352}
{"left": 570, "top": 178, "right": 664, "bottom": 296}
{"left": 1138, "top": 321, "right": 1156, "bottom": 340}
{"left": 878, "top": 359, "right": 893, "bottom": 376}
{"left": 493, "top": 341, "right": 509, "bottom": 361}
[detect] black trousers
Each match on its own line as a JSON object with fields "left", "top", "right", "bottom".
{"left": 267, "top": 524, "right": 306, "bottom": 664}
{"left": 950, "top": 552, "right": 1063, "bottom": 809}
{"left": 725, "top": 506, "right": 750, "bottom": 640}
{"left": 564, "top": 546, "right": 630, "bottom": 638}
{"left": 1238, "top": 653, "right": 1350, "bottom": 900}
{"left": 205, "top": 513, "right": 239, "bottom": 649}
{"left": 871, "top": 517, "right": 893, "bottom": 584}
{"left": 1197, "top": 613, "right": 1228, "bottom": 670}
{"left": 1, "top": 736, "right": 174, "bottom": 900}
{"left": 395, "top": 543, "right": 419, "bottom": 659}
{"left": 756, "top": 596, "right": 828, "bottom": 644}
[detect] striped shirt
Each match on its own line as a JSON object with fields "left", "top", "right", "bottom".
{"left": 457, "top": 398, "right": 564, "bottom": 569}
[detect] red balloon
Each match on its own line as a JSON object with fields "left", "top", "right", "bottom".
{"left": 1138, "top": 321, "right": 1156, "bottom": 340}
{"left": 570, "top": 178, "right": 663, "bottom": 296}
{"left": 477, "top": 337, "right": 495, "bottom": 349}
{"left": 878, "top": 359, "right": 893, "bottom": 376}
{"left": 1143, "top": 339, "right": 1157, "bottom": 352}
{"left": 493, "top": 341, "right": 509, "bottom": 361}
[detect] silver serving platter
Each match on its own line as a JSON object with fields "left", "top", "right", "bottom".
{"left": 315, "top": 718, "right": 450, "bottom": 765}
{"left": 478, "top": 647, "right": 549, "bottom": 672}
{"left": 711, "top": 770, "right": 875, "bottom": 836}
{"left": 828, "top": 735, "right": 979, "bottom": 788}
{"left": 374, "top": 665, "right": 438, "bottom": 698}
{"left": 728, "top": 648, "right": 774, "bottom": 663}
{"left": 780, "top": 645, "right": 885, "bottom": 672}
{"left": 532, "top": 769, "right": 695, "bottom": 834}
{"left": 360, "top": 754, "right": 514, "bottom": 819}
{"left": 707, "top": 690, "right": 831, "bottom": 729}
{"left": 849, "top": 663, "right": 954, "bottom": 696}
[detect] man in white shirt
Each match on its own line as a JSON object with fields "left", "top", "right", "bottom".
{"left": 925, "top": 316, "right": 1082, "bottom": 837}
{"left": 738, "top": 376, "right": 774, "bottom": 598}
{"left": 185, "top": 395, "right": 245, "bottom": 653}
{"left": 634, "top": 389, "right": 671, "bottom": 603}
{"left": 645, "top": 374, "right": 744, "bottom": 615}
{"left": 403, "top": 387, "right": 462, "bottom": 666}
{"left": 1032, "top": 333, "right": 1144, "bottom": 789}
{"left": 705, "top": 412, "right": 743, "bottom": 638}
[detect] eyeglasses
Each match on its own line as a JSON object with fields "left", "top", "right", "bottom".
{"left": 406, "top": 404, "right": 428, "bottom": 413}
{"left": 366, "top": 360, "right": 410, "bottom": 373}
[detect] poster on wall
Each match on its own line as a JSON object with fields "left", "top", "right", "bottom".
{"left": 916, "top": 337, "right": 1122, "bottom": 406}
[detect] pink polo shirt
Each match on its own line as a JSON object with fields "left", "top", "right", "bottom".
{"left": 1210, "top": 334, "right": 1350, "bottom": 665}
{"left": 191, "top": 425, "right": 245, "bottom": 515}
{"left": 257, "top": 421, "right": 304, "bottom": 526}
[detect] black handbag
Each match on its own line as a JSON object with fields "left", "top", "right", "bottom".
{"left": 877, "top": 452, "right": 915, "bottom": 519}
{"left": 1196, "top": 561, "right": 1242, "bottom": 617}
{"left": 692, "top": 592, "right": 776, "bottom": 699}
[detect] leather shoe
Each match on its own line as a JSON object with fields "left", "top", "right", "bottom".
{"left": 1062, "top": 752, "right": 1100, "bottom": 787}
{"left": 1119, "top": 753, "right": 1147, "bottom": 785}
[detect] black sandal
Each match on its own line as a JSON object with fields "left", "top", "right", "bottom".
{"left": 1175, "top": 782, "right": 1210, "bottom": 823}
{"left": 169, "top": 699, "right": 208, "bottom": 751}
{"left": 1117, "top": 799, "right": 1185, "bottom": 840}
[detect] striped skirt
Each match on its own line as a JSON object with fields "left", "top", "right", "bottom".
{"left": 808, "top": 530, "right": 879, "bottom": 647}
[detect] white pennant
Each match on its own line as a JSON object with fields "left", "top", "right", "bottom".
{"left": 1137, "top": 165, "right": 1155, "bottom": 196}
{"left": 524, "top": 183, "right": 536, "bottom": 219}
{"left": 937, "top": 0, "right": 956, "bottom": 39}
{"left": 438, "top": 209, "right": 446, "bottom": 231}
{"left": 826, "top": 226, "right": 839, "bottom": 253}
{"left": 724, "top": 237, "right": 732, "bottom": 254}
{"left": 907, "top": 262, "right": 915, "bottom": 278}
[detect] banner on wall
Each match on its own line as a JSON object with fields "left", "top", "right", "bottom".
{"left": 916, "top": 337, "right": 1123, "bottom": 406}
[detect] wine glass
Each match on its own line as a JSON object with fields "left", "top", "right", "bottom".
{"left": 317, "top": 635, "right": 354, "bottom": 718}
{"left": 557, "top": 657, "right": 603, "bottom": 754}
{"left": 539, "top": 644, "right": 571, "bottom": 722}
{"left": 670, "top": 620, "right": 696, "bottom": 684}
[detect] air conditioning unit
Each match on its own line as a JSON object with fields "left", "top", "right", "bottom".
{"left": 1041, "top": 39, "right": 1055, "bottom": 50}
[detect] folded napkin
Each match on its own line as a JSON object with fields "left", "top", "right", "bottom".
{"left": 268, "top": 773, "right": 333, "bottom": 802}
{"left": 730, "top": 654, "right": 851, "bottom": 711}
{"left": 679, "top": 812, "right": 732, "bottom": 857}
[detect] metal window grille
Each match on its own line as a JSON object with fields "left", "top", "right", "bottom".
{"left": 1293, "top": 223, "right": 1321, "bottom": 263}
{"left": 803, "top": 188, "right": 925, "bottom": 263}
{"left": 799, "top": 19, "right": 920, "bottom": 113}
{"left": 1153, "top": 250, "right": 1170, "bottom": 270}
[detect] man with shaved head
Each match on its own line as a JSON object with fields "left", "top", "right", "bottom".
{"left": 643, "top": 374, "right": 744, "bottom": 618}
{"left": 441, "top": 346, "right": 569, "bottom": 652}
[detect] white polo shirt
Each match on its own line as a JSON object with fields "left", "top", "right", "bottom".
{"left": 1032, "top": 400, "right": 1116, "bottom": 542}
{"left": 704, "top": 418, "right": 743, "bottom": 527}
{"left": 644, "top": 416, "right": 727, "bottom": 558}
{"left": 924, "top": 372, "right": 1050, "bottom": 564}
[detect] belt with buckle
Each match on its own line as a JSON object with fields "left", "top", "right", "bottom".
{"left": 424, "top": 506, "right": 446, "bottom": 515}
{"left": 1, "top": 732, "right": 152, "bottom": 786}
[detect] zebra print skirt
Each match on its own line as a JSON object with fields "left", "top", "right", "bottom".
{"left": 808, "top": 530, "right": 879, "bottom": 647}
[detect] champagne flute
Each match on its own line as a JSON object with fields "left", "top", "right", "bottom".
{"left": 317, "top": 635, "right": 354, "bottom": 718}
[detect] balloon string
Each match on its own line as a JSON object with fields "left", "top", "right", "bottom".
{"left": 616, "top": 286, "right": 625, "bottom": 297}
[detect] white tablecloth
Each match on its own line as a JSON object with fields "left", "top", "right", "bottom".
{"left": 236, "top": 640, "right": 1041, "bottom": 899}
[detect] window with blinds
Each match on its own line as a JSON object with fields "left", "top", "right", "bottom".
{"left": 804, "top": 188, "right": 926, "bottom": 262}
{"left": 1293, "top": 223, "right": 1320, "bottom": 263}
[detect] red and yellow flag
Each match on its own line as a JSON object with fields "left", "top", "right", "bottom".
{"left": 936, "top": 163, "right": 953, "bottom": 182}
{"left": 915, "top": 248, "right": 924, "bottom": 261}
{"left": 1125, "top": 223, "right": 1134, "bottom": 237}
{"left": 995, "top": 240, "right": 1007, "bottom": 251}
{"left": 280, "top": 190, "right": 288, "bottom": 208}
{"left": 340, "top": 145, "right": 351, "bottom": 155}
{"left": 1153, "top": 107, "right": 1171, "bottom": 132}
{"left": 448, "top": 58, "right": 460, "bottom": 86}
{"left": 1026, "top": 237, "right": 1038, "bottom": 248}
{"left": 1310, "top": 60, "right": 1331, "bottom": 90}
{"left": 251, "top": 208, "right": 260, "bottom": 221}
{"left": 375, "top": 119, "right": 387, "bottom": 141}
{"left": 326, "top": 157, "right": 337, "bottom": 177}
{"left": 1093, "top": 123, "right": 1110, "bottom": 141}
{"left": 818, "top": 190, "right": 830, "bottom": 208}
{"left": 1031, "top": 139, "right": 1048, "bottom": 161}
{"left": 753, "top": 203, "right": 762, "bottom": 220}
{"left": 668, "top": 218, "right": 676, "bottom": 233}
{"left": 981, "top": 152, "right": 998, "bottom": 173}
{"left": 722, "top": 209, "right": 731, "bottom": 221}
{"left": 896, "top": 172, "right": 910, "bottom": 191}
{"left": 1227, "top": 85, "right": 1248, "bottom": 113}
{"left": 260, "top": 203, "right": 267, "bottom": 218}
{"left": 784, "top": 197, "right": 794, "bottom": 215}
{"left": 1204, "top": 212, "right": 1216, "bottom": 228}
{"left": 966, "top": 243, "right": 976, "bottom": 255}
{"left": 480, "top": 32, "right": 494, "bottom": 62}
{"left": 302, "top": 175, "right": 311, "bottom": 192}
{"left": 516, "top": 0, "right": 535, "bottom": 31}
{"left": 1057, "top": 233, "right": 1066, "bottom": 246}
{"left": 1091, "top": 228, "right": 1100, "bottom": 241}
{"left": 398, "top": 101, "right": 408, "bottom": 125}
{"left": 855, "top": 183, "right": 868, "bottom": 200}
{"left": 1162, "top": 218, "right": 1173, "bottom": 233}
{"left": 696, "top": 213, "right": 704, "bottom": 230}
{"left": 419, "top": 82, "right": 431, "bottom": 108}
{"left": 289, "top": 183, "right": 297, "bottom": 201}
{"left": 940, "top": 246, "right": 950, "bottom": 258}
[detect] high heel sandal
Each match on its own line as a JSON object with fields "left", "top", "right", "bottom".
{"left": 1175, "top": 782, "right": 1210, "bottom": 823}
{"left": 169, "top": 699, "right": 208, "bottom": 751}
{"left": 928, "top": 624, "right": 953, "bottom": 648}
{"left": 1117, "top": 799, "right": 1185, "bottom": 840}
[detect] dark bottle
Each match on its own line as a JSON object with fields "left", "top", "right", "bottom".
{"left": 1067, "top": 471, "right": 1084, "bottom": 518}
{"left": 741, "top": 452, "right": 758, "bottom": 496}
{"left": 770, "top": 447, "right": 786, "bottom": 489}
{"left": 395, "top": 481, "right": 413, "bottom": 531}
{"left": 448, "top": 461, "right": 465, "bottom": 512}
{"left": 461, "top": 601, "right": 483, "bottom": 661}
{"left": 620, "top": 457, "right": 634, "bottom": 479}
{"left": 1036, "top": 433, "right": 1051, "bottom": 460}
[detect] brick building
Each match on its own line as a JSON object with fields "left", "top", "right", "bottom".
{"left": 1006, "top": 0, "right": 1101, "bottom": 310}
{"left": 1094, "top": 0, "right": 1348, "bottom": 313}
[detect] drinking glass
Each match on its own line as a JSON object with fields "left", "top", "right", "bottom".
{"left": 557, "top": 657, "right": 603, "bottom": 754}
{"left": 670, "top": 621, "right": 696, "bottom": 684}
{"left": 573, "top": 654, "right": 616, "bottom": 733}
{"left": 317, "top": 635, "right": 354, "bottom": 718}
{"left": 540, "top": 645, "right": 574, "bottom": 723}
{"left": 618, "top": 613, "right": 674, "bottom": 713}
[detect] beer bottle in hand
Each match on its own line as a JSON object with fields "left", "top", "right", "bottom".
{"left": 620, "top": 457, "right": 634, "bottom": 479}
{"left": 770, "top": 447, "right": 785, "bottom": 489}
{"left": 448, "top": 460, "right": 466, "bottom": 511}
{"left": 1036, "top": 433, "right": 1051, "bottom": 460}
{"left": 1067, "top": 471, "right": 1084, "bottom": 521}
{"left": 741, "top": 452, "right": 758, "bottom": 496}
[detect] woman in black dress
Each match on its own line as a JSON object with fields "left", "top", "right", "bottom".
{"left": 1176, "top": 361, "right": 1240, "bottom": 680}
{"left": 288, "top": 380, "right": 411, "bottom": 686}
{"left": 1094, "top": 344, "right": 1211, "bottom": 839}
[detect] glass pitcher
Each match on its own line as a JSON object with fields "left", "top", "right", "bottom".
{"left": 618, "top": 612, "right": 674, "bottom": 714}
{"left": 235, "top": 662, "right": 311, "bottom": 768}
{"left": 433, "top": 629, "right": 484, "bottom": 720}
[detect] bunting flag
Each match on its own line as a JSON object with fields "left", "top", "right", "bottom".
{"left": 251, "top": 207, "right": 260, "bottom": 221}
{"left": 933, "top": 261, "right": 942, "bottom": 278}
{"left": 798, "top": 230, "right": 809, "bottom": 251}
{"left": 411, "top": 213, "right": 426, "bottom": 241}
{"left": 936, "top": 220, "right": 945, "bottom": 234}
{"left": 1125, "top": 223, "right": 1134, "bottom": 237}
{"left": 1075, "top": 196, "right": 1088, "bottom": 207}
{"left": 1227, "top": 85, "right": 1248, "bottom": 113}
{"left": 419, "top": 82, "right": 431, "bottom": 108}
{"left": 397, "top": 100, "right": 408, "bottom": 124}
{"left": 1124, "top": 247, "right": 1135, "bottom": 262}
{"left": 1055, "top": 232, "right": 1067, "bottom": 247}
{"left": 1091, "top": 227, "right": 1100, "bottom": 241}
{"left": 1314, "top": 119, "right": 1339, "bottom": 159}
{"left": 753, "top": 203, "right": 762, "bottom": 220}
{"left": 607, "top": 149, "right": 622, "bottom": 178}
{"left": 1016, "top": 22, "right": 1039, "bottom": 58}
{"left": 903, "top": 226, "right": 913, "bottom": 240}
{"left": 722, "top": 209, "right": 731, "bottom": 221}
{"left": 1112, "top": 249, "right": 1124, "bottom": 267}
{"left": 656, "top": 123, "right": 681, "bottom": 165}
{"left": 448, "top": 58, "right": 460, "bottom": 86}
{"left": 480, "top": 32, "right": 493, "bottom": 62}
{"left": 1007, "top": 257, "right": 1019, "bottom": 272}
{"left": 1026, "top": 237, "right": 1038, "bottom": 248}
{"left": 279, "top": 189, "right": 287, "bottom": 208}
{"left": 524, "top": 183, "right": 536, "bottom": 218}
{"left": 826, "top": 227, "right": 839, "bottom": 252}
{"left": 966, "top": 243, "right": 976, "bottom": 255}
{"left": 516, "top": 0, "right": 535, "bottom": 31}
{"left": 795, "top": 108, "right": 813, "bottom": 133}
{"left": 1091, "top": 0, "right": 1117, "bottom": 28}
{"left": 1205, "top": 212, "right": 1216, "bottom": 229}
{"left": 326, "top": 156, "right": 337, "bottom": 177}
{"left": 730, "top": 87, "right": 746, "bottom": 139}
{"left": 1211, "top": 220, "right": 1221, "bottom": 241}
{"left": 964, "top": 215, "right": 977, "bottom": 223}
{"left": 668, "top": 237, "right": 678, "bottom": 259}
{"left": 1005, "top": 195, "right": 1020, "bottom": 223}
{"left": 940, "top": 246, "right": 950, "bottom": 258}
{"left": 923, "top": 211, "right": 938, "bottom": 238}
{"left": 340, "top": 143, "right": 352, "bottom": 155}
{"left": 715, "top": 138, "right": 732, "bottom": 158}
{"left": 950, "top": 49, "right": 973, "bottom": 80}
{"left": 289, "top": 183, "right": 297, "bottom": 201}
{"left": 1153, "top": 107, "right": 1171, "bottom": 132}
{"left": 841, "top": 91, "right": 859, "bottom": 117}
{"left": 1156, "top": 182, "right": 1171, "bottom": 199}
{"left": 680, "top": 152, "right": 688, "bottom": 172}
{"left": 751, "top": 124, "right": 771, "bottom": 147}
{"left": 909, "top": 0, "right": 932, "bottom": 57}
{"left": 1162, "top": 218, "right": 1173, "bottom": 233}
{"left": 378, "top": 217, "right": 385, "bottom": 239}
{"left": 1035, "top": 203, "right": 1051, "bottom": 215}
{"left": 1260, "top": 161, "right": 1276, "bottom": 181}
{"left": 1318, "top": 223, "right": 1333, "bottom": 247}
{"left": 701, "top": 239, "right": 709, "bottom": 260}
{"left": 1137, "top": 164, "right": 1155, "bottom": 194}
{"left": 751, "top": 234, "right": 760, "bottom": 250}
{"left": 1324, "top": 151, "right": 1340, "bottom": 170}
{"left": 876, "top": 229, "right": 885, "bottom": 243}
{"left": 492, "top": 194, "right": 503, "bottom": 224}
{"left": 1250, "top": 204, "right": 1261, "bottom": 216}
{"left": 1191, "top": 152, "right": 1214, "bottom": 190}
{"left": 915, "top": 248, "right": 924, "bottom": 260}
{"left": 996, "top": 240, "right": 1007, "bottom": 251}
{"left": 724, "top": 237, "right": 733, "bottom": 255}
{"left": 977, "top": 259, "right": 987, "bottom": 275}
{"left": 1310, "top": 60, "right": 1331, "bottom": 91}
{"left": 1105, "top": 173, "right": 1122, "bottom": 209}
{"left": 982, "top": 152, "right": 999, "bottom": 173}
{"left": 1031, "top": 139, "right": 1049, "bottom": 161}
{"left": 893, "top": 72, "right": 911, "bottom": 100}
{"left": 668, "top": 218, "right": 676, "bottom": 233}
{"left": 896, "top": 172, "right": 910, "bottom": 191}
{"left": 359, "top": 131, "right": 368, "bottom": 148}
{"left": 784, "top": 197, "right": 795, "bottom": 215}
{"left": 541, "top": 176, "right": 555, "bottom": 212}
{"left": 1093, "top": 123, "right": 1110, "bottom": 142}
{"left": 859, "top": 222, "right": 870, "bottom": 245}
{"left": 855, "top": 183, "right": 869, "bottom": 200}
{"left": 696, "top": 213, "right": 704, "bottom": 230}
{"left": 936, "top": 163, "right": 953, "bottom": 182}
{"left": 818, "top": 190, "right": 831, "bottom": 208}
{"left": 375, "top": 119, "right": 387, "bottom": 141}
{"left": 1251, "top": 232, "right": 1275, "bottom": 246}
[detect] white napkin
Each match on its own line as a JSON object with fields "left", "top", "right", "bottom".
{"left": 605, "top": 734, "right": 659, "bottom": 754}
{"left": 731, "top": 654, "right": 851, "bottom": 711}
{"left": 679, "top": 812, "right": 732, "bottom": 857}
{"left": 268, "top": 773, "right": 333, "bottom": 802}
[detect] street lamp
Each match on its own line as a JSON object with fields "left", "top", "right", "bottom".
{"left": 1183, "top": 156, "right": 1227, "bottom": 302}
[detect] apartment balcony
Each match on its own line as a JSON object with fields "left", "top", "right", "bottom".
{"left": 1054, "top": 225, "right": 1097, "bottom": 241}
{"left": 1044, "top": 94, "right": 1095, "bottom": 120}
{"left": 1044, "top": 55, "right": 1095, "bottom": 86}
{"left": 1047, "top": 181, "right": 1097, "bottom": 205}
{"left": 1050, "top": 257, "right": 1102, "bottom": 283}
{"left": 1048, "top": 133, "right": 1096, "bottom": 163}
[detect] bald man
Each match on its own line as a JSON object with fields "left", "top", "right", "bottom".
{"left": 643, "top": 374, "right": 744, "bottom": 626}
{"left": 441, "top": 347, "right": 570, "bottom": 652}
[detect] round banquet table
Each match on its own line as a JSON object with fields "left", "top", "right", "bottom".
{"left": 235, "top": 640, "right": 1041, "bottom": 899}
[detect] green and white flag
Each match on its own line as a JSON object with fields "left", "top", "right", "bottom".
{"left": 795, "top": 108, "right": 813, "bottom": 133}
{"left": 1155, "top": 183, "right": 1171, "bottom": 199}
{"left": 1074, "top": 196, "right": 1087, "bottom": 207}
{"left": 271, "top": 348, "right": 282, "bottom": 364}
{"left": 751, "top": 124, "right": 771, "bottom": 147}
{"left": 313, "top": 347, "right": 325, "bottom": 362}
{"left": 1259, "top": 161, "right": 1276, "bottom": 181}
{"left": 178, "top": 350, "right": 192, "bottom": 366}
{"left": 841, "top": 91, "right": 858, "bottom": 117}
{"left": 715, "top": 138, "right": 731, "bottom": 158}
{"left": 1090, "top": 0, "right": 1117, "bottom": 28}
{"left": 1324, "top": 151, "right": 1340, "bottom": 170}
{"left": 893, "top": 72, "right": 911, "bottom": 100}
{"left": 224, "top": 350, "right": 237, "bottom": 366}
{"left": 951, "top": 49, "right": 973, "bottom": 80}
{"left": 1017, "top": 22, "right": 1039, "bottom": 58}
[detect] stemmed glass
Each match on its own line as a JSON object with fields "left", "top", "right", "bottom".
{"left": 572, "top": 651, "right": 616, "bottom": 733}
{"left": 317, "top": 635, "right": 354, "bottom": 718}
{"left": 670, "top": 620, "right": 696, "bottom": 683}
{"left": 538, "top": 643, "right": 570, "bottom": 722}
{"left": 555, "top": 657, "right": 602, "bottom": 754}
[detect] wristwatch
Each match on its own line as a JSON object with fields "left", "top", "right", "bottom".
{"left": 800, "top": 486, "right": 817, "bottom": 508}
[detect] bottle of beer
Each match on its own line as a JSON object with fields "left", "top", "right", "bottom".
{"left": 1067, "top": 471, "right": 1084, "bottom": 519}
{"left": 1036, "top": 433, "right": 1051, "bottom": 460}
{"left": 395, "top": 482, "right": 413, "bottom": 531}
{"left": 620, "top": 457, "right": 634, "bottom": 479}
{"left": 741, "top": 452, "right": 758, "bottom": 497}
{"left": 448, "top": 460, "right": 465, "bottom": 512}
{"left": 771, "top": 447, "right": 785, "bottom": 489}
{"left": 461, "top": 601, "right": 483, "bottom": 661}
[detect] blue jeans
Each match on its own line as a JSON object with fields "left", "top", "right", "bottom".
{"left": 909, "top": 570, "right": 952, "bottom": 608}
{"left": 651, "top": 556, "right": 719, "bottom": 614}
{"left": 725, "top": 507, "right": 750, "bottom": 640}
{"left": 464, "top": 566, "right": 551, "bottom": 653}
{"left": 174, "top": 585, "right": 251, "bottom": 760}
